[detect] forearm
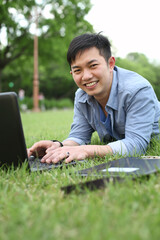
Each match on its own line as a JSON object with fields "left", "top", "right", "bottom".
{"left": 81, "top": 144, "right": 113, "bottom": 158}
{"left": 62, "top": 140, "right": 80, "bottom": 146}
{"left": 62, "top": 141, "right": 113, "bottom": 158}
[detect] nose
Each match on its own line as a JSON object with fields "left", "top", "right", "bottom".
{"left": 82, "top": 69, "right": 93, "bottom": 81}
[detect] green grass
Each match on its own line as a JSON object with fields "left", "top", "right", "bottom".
{"left": 1, "top": 110, "right": 160, "bottom": 240}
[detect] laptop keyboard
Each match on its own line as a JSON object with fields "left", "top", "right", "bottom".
{"left": 28, "top": 155, "right": 77, "bottom": 171}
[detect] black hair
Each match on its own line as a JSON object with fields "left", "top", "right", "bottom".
{"left": 67, "top": 33, "right": 111, "bottom": 66}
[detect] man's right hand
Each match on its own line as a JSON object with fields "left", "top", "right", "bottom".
{"left": 27, "top": 140, "right": 61, "bottom": 158}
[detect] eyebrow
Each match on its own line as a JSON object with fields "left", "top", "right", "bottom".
{"left": 71, "top": 59, "right": 98, "bottom": 70}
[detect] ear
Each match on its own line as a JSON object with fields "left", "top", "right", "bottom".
{"left": 70, "top": 71, "right": 72, "bottom": 75}
{"left": 108, "top": 57, "right": 115, "bottom": 71}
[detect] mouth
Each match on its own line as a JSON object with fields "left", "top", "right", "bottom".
{"left": 85, "top": 81, "right": 98, "bottom": 88}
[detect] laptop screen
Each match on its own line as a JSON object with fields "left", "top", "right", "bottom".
{"left": 0, "top": 92, "right": 28, "bottom": 169}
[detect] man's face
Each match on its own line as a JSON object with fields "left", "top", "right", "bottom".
{"left": 70, "top": 47, "right": 115, "bottom": 103}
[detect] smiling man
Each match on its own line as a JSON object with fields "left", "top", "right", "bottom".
{"left": 28, "top": 33, "right": 160, "bottom": 163}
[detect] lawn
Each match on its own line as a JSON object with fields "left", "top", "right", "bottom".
{"left": 0, "top": 109, "right": 160, "bottom": 240}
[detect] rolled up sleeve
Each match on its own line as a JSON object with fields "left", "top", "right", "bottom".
{"left": 64, "top": 95, "right": 95, "bottom": 145}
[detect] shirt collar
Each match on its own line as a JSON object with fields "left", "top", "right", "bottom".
{"left": 106, "top": 66, "right": 118, "bottom": 110}
{"left": 78, "top": 89, "right": 95, "bottom": 104}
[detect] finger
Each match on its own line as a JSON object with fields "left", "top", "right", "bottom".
{"left": 41, "top": 152, "right": 52, "bottom": 163}
{"left": 41, "top": 150, "right": 59, "bottom": 163}
{"left": 28, "top": 141, "right": 53, "bottom": 153}
{"left": 27, "top": 144, "right": 39, "bottom": 156}
{"left": 27, "top": 147, "right": 39, "bottom": 157}
{"left": 64, "top": 152, "right": 73, "bottom": 163}
{"left": 49, "top": 151, "right": 69, "bottom": 163}
{"left": 64, "top": 152, "right": 87, "bottom": 163}
{"left": 27, "top": 148, "right": 33, "bottom": 157}
{"left": 65, "top": 155, "right": 75, "bottom": 163}
{"left": 46, "top": 144, "right": 59, "bottom": 153}
{"left": 41, "top": 151, "right": 71, "bottom": 164}
{"left": 64, "top": 156, "right": 74, "bottom": 163}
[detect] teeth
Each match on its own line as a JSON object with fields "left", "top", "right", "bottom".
{"left": 86, "top": 82, "right": 96, "bottom": 87}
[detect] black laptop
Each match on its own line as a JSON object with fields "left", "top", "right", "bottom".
{"left": 0, "top": 92, "right": 84, "bottom": 171}
{"left": 61, "top": 156, "right": 160, "bottom": 193}
{"left": 76, "top": 156, "right": 160, "bottom": 177}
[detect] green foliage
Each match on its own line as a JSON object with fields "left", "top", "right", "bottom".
{"left": 19, "top": 96, "right": 33, "bottom": 109}
{"left": 0, "top": 0, "right": 36, "bottom": 69}
{"left": 1, "top": 0, "right": 160, "bottom": 102}
{"left": 0, "top": 0, "right": 93, "bottom": 98}
{"left": 116, "top": 53, "right": 160, "bottom": 100}
{"left": 18, "top": 96, "right": 73, "bottom": 110}
{"left": 43, "top": 98, "right": 73, "bottom": 109}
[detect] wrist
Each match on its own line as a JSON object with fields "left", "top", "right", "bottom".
{"left": 51, "top": 140, "right": 63, "bottom": 147}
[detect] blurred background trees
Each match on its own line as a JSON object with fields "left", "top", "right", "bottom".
{"left": 0, "top": 0, "right": 160, "bottom": 103}
{"left": 0, "top": 0, "right": 93, "bottom": 100}
{"left": 116, "top": 53, "right": 160, "bottom": 99}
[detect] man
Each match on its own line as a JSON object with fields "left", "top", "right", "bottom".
{"left": 28, "top": 33, "right": 160, "bottom": 163}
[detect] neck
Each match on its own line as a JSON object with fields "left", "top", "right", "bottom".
{"left": 95, "top": 74, "right": 113, "bottom": 109}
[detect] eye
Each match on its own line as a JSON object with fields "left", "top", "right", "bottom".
{"left": 90, "top": 64, "right": 98, "bottom": 68}
{"left": 73, "top": 69, "right": 81, "bottom": 74}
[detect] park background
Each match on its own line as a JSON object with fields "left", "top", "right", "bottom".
{"left": 0, "top": 0, "right": 160, "bottom": 111}
{"left": 1, "top": 1, "right": 160, "bottom": 240}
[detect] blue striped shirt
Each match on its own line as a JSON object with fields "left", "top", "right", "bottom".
{"left": 64, "top": 66, "right": 160, "bottom": 156}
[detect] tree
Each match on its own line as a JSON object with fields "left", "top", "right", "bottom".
{"left": 0, "top": 0, "right": 93, "bottom": 96}
{"left": 0, "top": 0, "right": 37, "bottom": 91}
{"left": 37, "top": 0, "right": 93, "bottom": 99}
